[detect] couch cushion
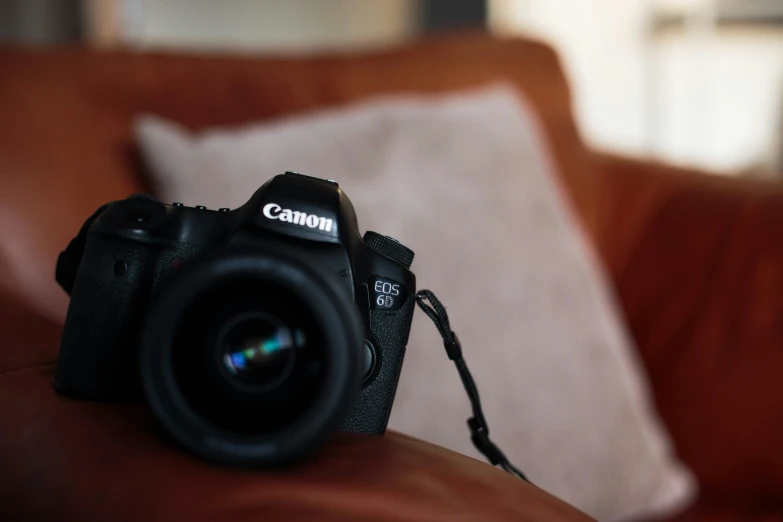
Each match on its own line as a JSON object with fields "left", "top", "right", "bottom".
{"left": 135, "top": 84, "right": 694, "bottom": 521}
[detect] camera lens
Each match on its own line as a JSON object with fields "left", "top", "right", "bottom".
{"left": 170, "top": 287, "right": 330, "bottom": 438}
{"left": 217, "top": 312, "right": 302, "bottom": 391}
{"left": 140, "top": 250, "right": 364, "bottom": 466}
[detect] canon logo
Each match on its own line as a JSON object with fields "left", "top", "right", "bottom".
{"left": 262, "top": 203, "right": 334, "bottom": 233}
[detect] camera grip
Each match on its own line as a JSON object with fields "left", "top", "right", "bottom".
{"left": 55, "top": 235, "right": 157, "bottom": 399}
{"left": 339, "top": 294, "right": 416, "bottom": 434}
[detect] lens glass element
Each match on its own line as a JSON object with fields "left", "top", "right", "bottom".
{"left": 170, "top": 278, "right": 330, "bottom": 436}
{"left": 219, "top": 313, "right": 305, "bottom": 390}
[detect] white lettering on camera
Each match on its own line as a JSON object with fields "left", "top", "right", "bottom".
{"left": 374, "top": 280, "right": 400, "bottom": 296}
{"left": 262, "top": 203, "right": 334, "bottom": 232}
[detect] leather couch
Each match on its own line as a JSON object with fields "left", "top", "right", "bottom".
{"left": 2, "top": 32, "right": 783, "bottom": 521}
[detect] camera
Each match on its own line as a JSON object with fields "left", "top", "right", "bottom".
{"left": 54, "top": 172, "right": 416, "bottom": 466}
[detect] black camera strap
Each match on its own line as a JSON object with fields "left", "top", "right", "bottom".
{"left": 415, "top": 290, "right": 530, "bottom": 483}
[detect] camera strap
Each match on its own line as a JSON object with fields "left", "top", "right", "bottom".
{"left": 415, "top": 290, "right": 530, "bottom": 483}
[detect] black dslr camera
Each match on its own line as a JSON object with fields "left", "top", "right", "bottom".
{"left": 55, "top": 172, "right": 416, "bottom": 466}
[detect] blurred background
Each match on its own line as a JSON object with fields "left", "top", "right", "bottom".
{"left": 3, "top": 0, "right": 783, "bottom": 175}
{"left": 4, "top": 3, "right": 783, "bottom": 521}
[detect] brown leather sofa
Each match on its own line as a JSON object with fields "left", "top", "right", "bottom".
{"left": 2, "top": 32, "right": 783, "bottom": 521}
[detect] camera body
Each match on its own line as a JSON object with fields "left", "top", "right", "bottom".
{"left": 55, "top": 172, "right": 416, "bottom": 464}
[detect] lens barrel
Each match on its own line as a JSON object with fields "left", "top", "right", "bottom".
{"left": 140, "top": 250, "right": 363, "bottom": 466}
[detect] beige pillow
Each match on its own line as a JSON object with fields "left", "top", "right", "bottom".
{"left": 135, "top": 85, "right": 695, "bottom": 521}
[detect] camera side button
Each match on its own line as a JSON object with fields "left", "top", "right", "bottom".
{"left": 361, "top": 338, "right": 381, "bottom": 388}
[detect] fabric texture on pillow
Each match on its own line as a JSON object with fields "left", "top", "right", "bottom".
{"left": 135, "top": 85, "right": 695, "bottom": 521}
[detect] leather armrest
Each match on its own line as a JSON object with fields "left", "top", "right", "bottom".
{"left": 590, "top": 153, "right": 783, "bottom": 502}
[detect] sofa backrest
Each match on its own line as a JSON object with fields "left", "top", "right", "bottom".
{"left": 0, "top": 32, "right": 593, "bottom": 320}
